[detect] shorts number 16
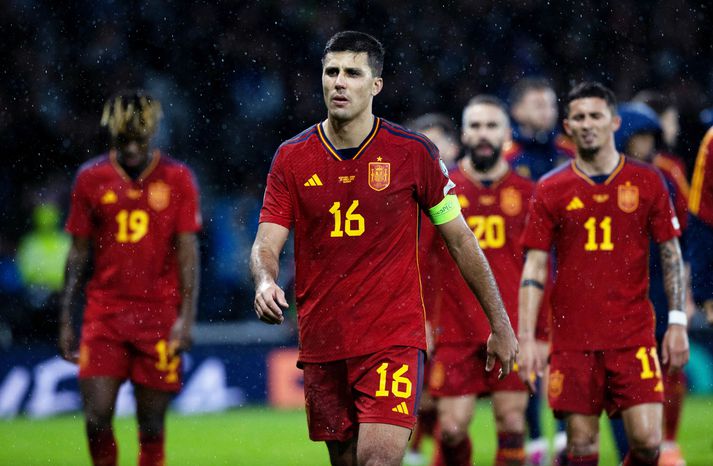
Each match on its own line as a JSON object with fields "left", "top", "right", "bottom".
{"left": 375, "top": 363, "right": 412, "bottom": 398}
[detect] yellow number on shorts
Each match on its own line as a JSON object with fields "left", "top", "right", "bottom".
{"left": 116, "top": 209, "right": 149, "bottom": 243}
{"left": 635, "top": 346, "right": 662, "bottom": 380}
{"left": 155, "top": 339, "right": 180, "bottom": 383}
{"left": 375, "top": 363, "right": 412, "bottom": 399}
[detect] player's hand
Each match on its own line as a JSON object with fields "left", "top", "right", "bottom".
{"left": 485, "top": 322, "right": 518, "bottom": 380}
{"left": 516, "top": 336, "right": 542, "bottom": 392}
{"left": 254, "top": 281, "right": 288, "bottom": 325}
{"left": 704, "top": 300, "right": 713, "bottom": 326}
{"left": 169, "top": 316, "right": 193, "bottom": 357}
{"left": 58, "top": 322, "right": 79, "bottom": 364}
{"left": 662, "top": 324, "right": 689, "bottom": 373}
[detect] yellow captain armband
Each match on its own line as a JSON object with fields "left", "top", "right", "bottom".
{"left": 428, "top": 194, "right": 461, "bottom": 225}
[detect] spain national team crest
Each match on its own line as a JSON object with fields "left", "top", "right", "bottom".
{"left": 148, "top": 180, "right": 171, "bottom": 211}
{"left": 617, "top": 181, "right": 639, "bottom": 213}
{"left": 368, "top": 161, "right": 391, "bottom": 191}
{"left": 548, "top": 370, "right": 564, "bottom": 399}
{"left": 500, "top": 186, "right": 522, "bottom": 216}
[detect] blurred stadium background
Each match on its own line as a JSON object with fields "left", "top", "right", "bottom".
{"left": 1, "top": 0, "right": 712, "bottom": 464}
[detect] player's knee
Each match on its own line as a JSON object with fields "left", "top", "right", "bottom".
{"left": 567, "top": 431, "right": 598, "bottom": 456}
{"left": 494, "top": 409, "right": 525, "bottom": 433}
{"left": 84, "top": 406, "right": 113, "bottom": 430}
{"left": 357, "top": 443, "right": 402, "bottom": 466}
{"left": 627, "top": 427, "right": 661, "bottom": 452}
{"left": 137, "top": 415, "right": 165, "bottom": 436}
{"left": 438, "top": 420, "right": 468, "bottom": 446}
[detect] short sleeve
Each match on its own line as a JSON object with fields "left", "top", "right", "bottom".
{"left": 412, "top": 143, "right": 457, "bottom": 223}
{"left": 176, "top": 167, "right": 202, "bottom": 232}
{"left": 259, "top": 148, "right": 294, "bottom": 229}
{"left": 521, "top": 184, "right": 556, "bottom": 251}
{"left": 65, "top": 171, "right": 93, "bottom": 237}
{"left": 649, "top": 172, "right": 681, "bottom": 244}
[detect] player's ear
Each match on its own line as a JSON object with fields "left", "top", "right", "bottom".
{"left": 611, "top": 114, "right": 622, "bottom": 132}
{"left": 372, "top": 77, "right": 383, "bottom": 96}
{"left": 562, "top": 118, "right": 572, "bottom": 136}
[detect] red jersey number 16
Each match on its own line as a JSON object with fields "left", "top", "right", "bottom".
{"left": 329, "top": 200, "right": 365, "bottom": 237}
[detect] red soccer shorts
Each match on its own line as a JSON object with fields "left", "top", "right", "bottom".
{"left": 78, "top": 300, "right": 181, "bottom": 392}
{"left": 302, "top": 346, "right": 425, "bottom": 442}
{"left": 548, "top": 345, "right": 664, "bottom": 418}
{"left": 428, "top": 343, "right": 526, "bottom": 397}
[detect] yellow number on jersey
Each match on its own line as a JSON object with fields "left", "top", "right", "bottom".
{"left": 329, "top": 200, "right": 365, "bottom": 237}
{"left": 375, "top": 363, "right": 413, "bottom": 399}
{"left": 116, "top": 209, "right": 149, "bottom": 243}
{"left": 584, "top": 216, "right": 614, "bottom": 251}
{"left": 466, "top": 215, "right": 505, "bottom": 249}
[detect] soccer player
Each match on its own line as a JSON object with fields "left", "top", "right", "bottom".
{"left": 250, "top": 31, "right": 518, "bottom": 466}
{"left": 615, "top": 102, "right": 691, "bottom": 466}
{"left": 59, "top": 90, "right": 202, "bottom": 466}
{"left": 421, "top": 95, "right": 532, "bottom": 466}
{"left": 688, "top": 126, "right": 713, "bottom": 326}
{"left": 518, "top": 82, "right": 689, "bottom": 466}
{"left": 406, "top": 113, "right": 461, "bottom": 168}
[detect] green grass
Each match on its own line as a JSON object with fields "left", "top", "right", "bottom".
{"left": 0, "top": 396, "right": 711, "bottom": 465}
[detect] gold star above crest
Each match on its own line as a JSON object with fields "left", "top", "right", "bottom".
{"left": 377, "top": 156, "right": 382, "bottom": 161}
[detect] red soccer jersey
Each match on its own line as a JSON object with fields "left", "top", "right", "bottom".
{"left": 259, "top": 118, "right": 455, "bottom": 363}
{"left": 690, "top": 127, "right": 713, "bottom": 226}
{"left": 421, "top": 165, "right": 534, "bottom": 346}
{"left": 522, "top": 156, "right": 680, "bottom": 351}
{"left": 66, "top": 150, "right": 201, "bottom": 315}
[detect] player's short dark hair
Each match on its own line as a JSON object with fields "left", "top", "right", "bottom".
{"left": 462, "top": 95, "right": 509, "bottom": 128}
{"left": 322, "top": 31, "right": 385, "bottom": 77}
{"left": 101, "top": 89, "right": 162, "bottom": 141}
{"left": 564, "top": 82, "right": 617, "bottom": 116}
{"left": 509, "top": 78, "right": 554, "bottom": 107}
{"left": 632, "top": 90, "right": 675, "bottom": 115}
{"left": 406, "top": 113, "right": 458, "bottom": 141}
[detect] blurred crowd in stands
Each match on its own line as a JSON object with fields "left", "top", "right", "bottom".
{"left": 1, "top": 0, "right": 712, "bottom": 343}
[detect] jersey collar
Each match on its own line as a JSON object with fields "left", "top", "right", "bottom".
{"left": 571, "top": 154, "right": 625, "bottom": 186}
{"left": 110, "top": 148, "right": 161, "bottom": 183}
{"left": 317, "top": 117, "right": 381, "bottom": 161}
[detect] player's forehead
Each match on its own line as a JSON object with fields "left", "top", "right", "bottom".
{"left": 322, "top": 51, "right": 371, "bottom": 71}
{"left": 522, "top": 88, "right": 556, "bottom": 107}
{"left": 567, "top": 97, "right": 611, "bottom": 116}
{"left": 464, "top": 103, "right": 507, "bottom": 124}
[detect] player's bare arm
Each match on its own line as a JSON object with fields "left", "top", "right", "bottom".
{"left": 435, "top": 215, "right": 518, "bottom": 377}
{"left": 517, "top": 248, "right": 549, "bottom": 392}
{"left": 170, "top": 232, "right": 200, "bottom": 356}
{"left": 58, "top": 236, "right": 91, "bottom": 363}
{"left": 659, "top": 237, "right": 690, "bottom": 371}
{"left": 250, "top": 222, "right": 290, "bottom": 325}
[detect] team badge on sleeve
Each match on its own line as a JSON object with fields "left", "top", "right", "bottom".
{"left": 617, "top": 181, "right": 639, "bottom": 213}
{"left": 368, "top": 161, "right": 391, "bottom": 191}
{"left": 148, "top": 180, "right": 171, "bottom": 211}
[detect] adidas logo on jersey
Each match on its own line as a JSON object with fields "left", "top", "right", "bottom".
{"left": 304, "top": 174, "right": 323, "bottom": 186}
{"left": 566, "top": 196, "right": 585, "bottom": 211}
{"left": 391, "top": 402, "right": 409, "bottom": 415}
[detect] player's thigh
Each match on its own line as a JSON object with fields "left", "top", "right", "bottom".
{"left": 134, "top": 383, "right": 173, "bottom": 432}
{"left": 357, "top": 422, "right": 412, "bottom": 466}
{"left": 79, "top": 376, "right": 124, "bottom": 424}
{"left": 492, "top": 390, "right": 528, "bottom": 431}
{"left": 351, "top": 346, "right": 424, "bottom": 431}
{"left": 548, "top": 350, "right": 604, "bottom": 418}
{"left": 621, "top": 402, "right": 663, "bottom": 449}
{"left": 437, "top": 395, "right": 475, "bottom": 431}
{"left": 78, "top": 316, "right": 131, "bottom": 381}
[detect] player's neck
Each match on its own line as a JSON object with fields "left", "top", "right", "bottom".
{"left": 462, "top": 156, "right": 509, "bottom": 182}
{"left": 575, "top": 145, "right": 620, "bottom": 176}
{"left": 323, "top": 113, "right": 375, "bottom": 149}
{"left": 117, "top": 151, "right": 153, "bottom": 180}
